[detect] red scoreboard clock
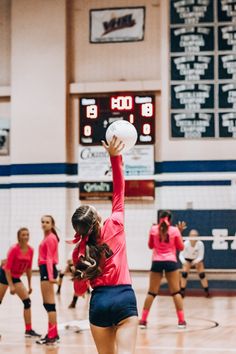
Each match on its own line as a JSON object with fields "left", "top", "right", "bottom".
{"left": 79, "top": 93, "right": 155, "bottom": 145}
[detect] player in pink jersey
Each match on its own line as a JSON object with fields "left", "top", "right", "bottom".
{"left": 139, "top": 210, "right": 186, "bottom": 329}
{"left": 70, "top": 137, "right": 138, "bottom": 354}
{"left": 0, "top": 228, "right": 41, "bottom": 337}
{"left": 36, "top": 215, "right": 60, "bottom": 346}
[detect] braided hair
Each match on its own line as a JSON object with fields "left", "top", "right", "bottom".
{"left": 71, "top": 205, "right": 113, "bottom": 281}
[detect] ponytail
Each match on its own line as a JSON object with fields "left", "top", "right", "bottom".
{"left": 43, "top": 215, "right": 60, "bottom": 242}
{"left": 158, "top": 210, "right": 171, "bottom": 243}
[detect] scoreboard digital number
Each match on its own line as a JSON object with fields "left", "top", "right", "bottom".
{"left": 79, "top": 94, "right": 155, "bottom": 145}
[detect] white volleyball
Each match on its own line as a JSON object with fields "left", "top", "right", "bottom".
{"left": 105, "top": 120, "right": 138, "bottom": 153}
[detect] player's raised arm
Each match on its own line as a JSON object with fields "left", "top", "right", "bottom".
{"left": 102, "top": 136, "right": 125, "bottom": 214}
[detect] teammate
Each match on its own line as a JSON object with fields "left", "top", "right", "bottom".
{"left": 70, "top": 136, "right": 138, "bottom": 354}
{"left": 139, "top": 210, "right": 186, "bottom": 329}
{"left": 56, "top": 258, "right": 80, "bottom": 308}
{"left": 0, "top": 228, "right": 40, "bottom": 337}
{"left": 179, "top": 229, "right": 210, "bottom": 297}
{"left": 36, "top": 215, "right": 60, "bottom": 345}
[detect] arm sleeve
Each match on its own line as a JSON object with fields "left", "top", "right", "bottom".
{"left": 28, "top": 248, "right": 34, "bottom": 270}
{"left": 111, "top": 155, "right": 124, "bottom": 224}
{"left": 174, "top": 228, "right": 184, "bottom": 251}
{"left": 73, "top": 278, "right": 89, "bottom": 296}
{"left": 45, "top": 238, "right": 57, "bottom": 280}
{"left": 148, "top": 226, "right": 156, "bottom": 249}
{"left": 193, "top": 242, "right": 205, "bottom": 264}
{"left": 4, "top": 247, "right": 16, "bottom": 272}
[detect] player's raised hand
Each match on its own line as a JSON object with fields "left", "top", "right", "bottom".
{"left": 102, "top": 136, "right": 124, "bottom": 156}
{"left": 176, "top": 221, "right": 187, "bottom": 234}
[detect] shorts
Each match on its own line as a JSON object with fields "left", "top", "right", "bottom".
{"left": 39, "top": 264, "right": 58, "bottom": 281}
{"left": 89, "top": 285, "right": 138, "bottom": 327}
{"left": 151, "top": 261, "right": 179, "bottom": 273}
{"left": 0, "top": 267, "right": 21, "bottom": 285}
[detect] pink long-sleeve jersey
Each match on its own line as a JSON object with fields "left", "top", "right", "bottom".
{"left": 73, "top": 155, "right": 131, "bottom": 295}
{"left": 148, "top": 224, "right": 184, "bottom": 262}
{"left": 3, "top": 243, "right": 34, "bottom": 278}
{"left": 38, "top": 233, "right": 58, "bottom": 280}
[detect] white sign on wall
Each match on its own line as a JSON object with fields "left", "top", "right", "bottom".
{"left": 90, "top": 7, "right": 145, "bottom": 43}
{"left": 78, "top": 145, "right": 154, "bottom": 180}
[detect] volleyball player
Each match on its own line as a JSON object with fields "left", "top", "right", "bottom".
{"left": 139, "top": 211, "right": 186, "bottom": 329}
{"left": 180, "top": 229, "right": 210, "bottom": 297}
{"left": 56, "top": 258, "right": 80, "bottom": 308}
{"left": 70, "top": 136, "right": 138, "bottom": 354}
{"left": 0, "top": 228, "right": 40, "bottom": 337}
{"left": 36, "top": 215, "right": 60, "bottom": 345}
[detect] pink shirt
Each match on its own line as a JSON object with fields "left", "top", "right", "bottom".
{"left": 73, "top": 155, "right": 131, "bottom": 295}
{"left": 38, "top": 233, "right": 58, "bottom": 280}
{"left": 3, "top": 243, "right": 34, "bottom": 278}
{"left": 148, "top": 224, "right": 184, "bottom": 262}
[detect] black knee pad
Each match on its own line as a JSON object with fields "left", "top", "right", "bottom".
{"left": 148, "top": 291, "right": 157, "bottom": 298}
{"left": 0, "top": 300, "right": 2, "bottom": 305}
{"left": 22, "top": 298, "right": 31, "bottom": 309}
{"left": 43, "top": 303, "right": 56, "bottom": 312}
{"left": 182, "top": 271, "right": 188, "bottom": 279}
{"left": 199, "top": 272, "right": 205, "bottom": 279}
{"left": 59, "top": 273, "right": 64, "bottom": 279}
{"left": 171, "top": 290, "right": 181, "bottom": 297}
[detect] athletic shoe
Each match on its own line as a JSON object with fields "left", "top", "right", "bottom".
{"left": 36, "top": 334, "right": 60, "bottom": 345}
{"left": 178, "top": 320, "right": 187, "bottom": 329}
{"left": 139, "top": 320, "right": 147, "bottom": 329}
{"left": 25, "top": 329, "right": 41, "bottom": 338}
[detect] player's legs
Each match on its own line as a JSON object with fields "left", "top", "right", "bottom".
{"left": 115, "top": 316, "right": 138, "bottom": 354}
{"left": 0, "top": 283, "right": 8, "bottom": 302}
{"left": 139, "top": 271, "right": 162, "bottom": 327}
{"left": 195, "top": 261, "right": 210, "bottom": 296}
{"left": 14, "top": 281, "right": 40, "bottom": 337}
{"left": 15, "top": 282, "right": 32, "bottom": 327}
{"left": 90, "top": 324, "right": 116, "bottom": 354}
{"left": 37, "top": 280, "right": 58, "bottom": 344}
{"left": 180, "top": 261, "right": 191, "bottom": 296}
{"left": 166, "top": 270, "right": 186, "bottom": 327}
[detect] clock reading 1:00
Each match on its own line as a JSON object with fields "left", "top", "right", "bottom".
{"left": 79, "top": 94, "right": 155, "bottom": 145}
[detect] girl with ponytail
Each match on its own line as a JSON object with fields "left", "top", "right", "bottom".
{"left": 139, "top": 210, "right": 186, "bottom": 329}
{"left": 36, "top": 215, "right": 60, "bottom": 345}
{"left": 70, "top": 136, "right": 138, "bottom": 354}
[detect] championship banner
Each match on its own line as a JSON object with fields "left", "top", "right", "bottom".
{"left": 90, "top": 7, "right": 145, "bottom": 43}
{"left": 78, "top": 145, "right": 154, "bottom": 179}
{"left": 169, "top": 0, "right": 236, "bottom": 139}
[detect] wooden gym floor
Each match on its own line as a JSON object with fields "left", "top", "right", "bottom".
{"left": 0, "top": 272, "right": 235, "bottom": 354}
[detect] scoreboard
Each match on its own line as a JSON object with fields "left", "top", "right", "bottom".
{"left": 79, "top": 93, "right": 155, "bottom": 145}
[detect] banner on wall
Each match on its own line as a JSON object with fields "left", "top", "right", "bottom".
{"left": 169, "top": 0, "right": 236, "bottom": 139}
{"left": 78, "top": 145, "right": 154, "bottom": 179}
{"left": 90, "top": 7, "right": 145, "bottom": 43}
{"left": 0, "top": 119, "right": 10, "bottom": 155}
{"left": 79, "top": 180, "right": 155, "bottom": 200}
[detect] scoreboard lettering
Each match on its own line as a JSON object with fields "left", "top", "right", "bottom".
{"left": 79, "top": 94, "right": 155, "bottom": 145}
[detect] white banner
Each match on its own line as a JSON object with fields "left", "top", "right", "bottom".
{"left": 90, "top": 7, "right": 145, "bottom": 43}
{"left": 78, "top": 145, "right": 154, "bottom": 180}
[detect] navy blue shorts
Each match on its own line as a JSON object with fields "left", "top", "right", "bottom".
{"left": 0, "top": 268, "right": 21, "bottom": 285}
{"left": 151, "top": 261, "right": 179, "bottom": 273}
{"left": 89, "top": 285, "right": 138, "bottom": 327}
{"left": 39, "top": 264, "right": 58, "bottom": 281}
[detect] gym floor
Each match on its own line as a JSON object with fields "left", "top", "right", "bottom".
{"left": 0, "top": 272, "right": 235, "bottom": 354}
